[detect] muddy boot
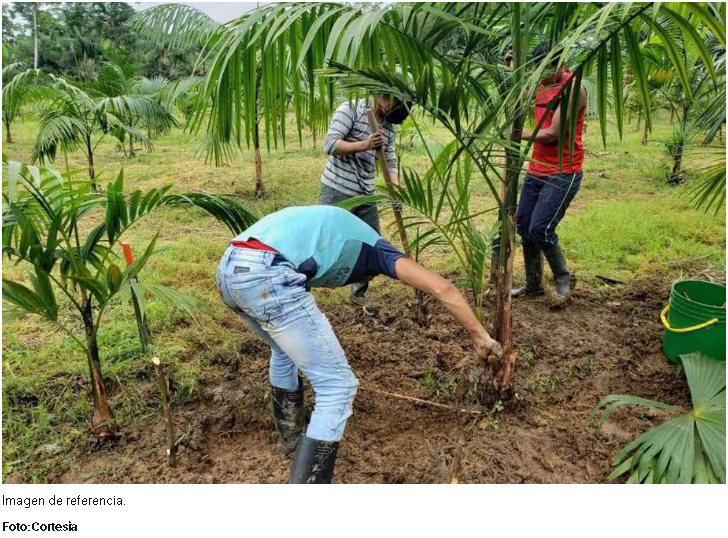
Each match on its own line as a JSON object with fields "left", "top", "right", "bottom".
{"left": 542, "top": 243, "right": 571, "bottom": 297}
{"left": 289, "top": 436, "right": 339, "bottom": 484}
{"left": 349, "top": 281, "right": 369, "bottom": 306}
{"left": 271, "top": 383, "right": 305, "bottom": 456}
{"left": 511, "top": 244, "right": 545, "bottom": 298}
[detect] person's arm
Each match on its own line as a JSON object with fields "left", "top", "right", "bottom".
{"left": 393, "top": 257, "right": 503, "bottom": 364}
{"left": 324, "top": 102, "right": 385, "bottom": 157}
{"left": 521, "top": 82, "right": 587, "bottom": 145}
{"left": 333, "top": 134, "right": 385, "bottom": 156}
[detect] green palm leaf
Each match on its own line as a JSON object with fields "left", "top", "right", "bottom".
{"left": 595, "top": 353, "right": 726, "bottom": 484}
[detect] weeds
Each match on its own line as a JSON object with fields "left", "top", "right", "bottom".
{"left": 421, "top": 366, "right": 458, "bottom": 398}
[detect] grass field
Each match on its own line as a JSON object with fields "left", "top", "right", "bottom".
{"left": 2, "top": 111, "right": 726, "bottom": 483}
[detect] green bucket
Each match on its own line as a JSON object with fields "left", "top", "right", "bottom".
{"left": 662, "top": 280, "right": 726, "bottom": 363}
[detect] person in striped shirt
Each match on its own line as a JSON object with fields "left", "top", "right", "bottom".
{"left": 318, "top": 95, "right": 410, "bottom": 304}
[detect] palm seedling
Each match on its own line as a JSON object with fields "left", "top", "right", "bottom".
{"left": 30, "top": 71, "right": 176, "bottom": 187}
{"left": 2, "top": 159, "right": 257, "bottom": 437}
{"left": 2, "top": 64, "right": 49, "bottom": 144}
{"left": 594, "top": 353, "right": 725, "bottom": 484}
{"left": 90, "top": 57, "right": 178, "bottom": 157}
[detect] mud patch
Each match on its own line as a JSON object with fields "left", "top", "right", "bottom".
{"left": 55, "top": 278, "right": 690, "bottom": 484}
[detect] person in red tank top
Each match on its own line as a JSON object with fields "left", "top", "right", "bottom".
{"left": 507, "top": 41, "right": 588, "bottom": 299}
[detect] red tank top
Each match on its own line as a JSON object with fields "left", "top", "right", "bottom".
{"left": 529, "top": 68, "right": 585, "bottom": 176}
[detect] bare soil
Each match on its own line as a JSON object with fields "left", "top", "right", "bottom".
{"left": 56, "top": 278, "right": 690, "bottom": 484}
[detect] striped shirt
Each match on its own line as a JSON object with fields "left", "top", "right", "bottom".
{"left": 321, "top": 99, "right": 398, "bottom": 197}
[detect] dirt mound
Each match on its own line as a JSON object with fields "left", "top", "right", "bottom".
{"left": 57, "top": 278, "right": 689, "bottom": 483}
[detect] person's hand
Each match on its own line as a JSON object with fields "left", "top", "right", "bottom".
{"left": 473, "top": 332, "right": 503, "bottom": 365}
{"left": 367, "top": 132, "right": 385, "bottom": 150}
{"left": 504, "top": 45, "right": 513, "bottom": 68}
{"left": 454, "top": 331, "right": 503, "bottom": 370}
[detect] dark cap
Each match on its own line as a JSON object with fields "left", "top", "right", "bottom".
{"left": 531, "top": 40, "right": 552, "bottom": 65}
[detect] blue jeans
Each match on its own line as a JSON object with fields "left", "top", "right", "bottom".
{"left": 216, "top": 247, "right": 358, "bottom": 442}
{"left": 516, "top": 172, "right": 582, "bottom": 248}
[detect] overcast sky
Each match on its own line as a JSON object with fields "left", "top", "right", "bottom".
{"left": 133, "top": 2, "right": 262, "bottom": 22}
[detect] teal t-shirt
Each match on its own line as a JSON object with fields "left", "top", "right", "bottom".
{"left": 234, "top": 205, "right": 405, "bottom": 288}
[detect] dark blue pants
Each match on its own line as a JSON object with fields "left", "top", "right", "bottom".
{"left": 516, "top": 172, "right": 582, "bottom": 248}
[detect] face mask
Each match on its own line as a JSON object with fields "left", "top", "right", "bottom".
{"left": 384, "top": 105, "right": 410, "bottom": 125}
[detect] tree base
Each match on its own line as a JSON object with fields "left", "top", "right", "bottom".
{"left": 91, "top": 408, "right": 117, "bottom": 440}
{"left": 455, "top": 348, "right": 520, "bottom": 409}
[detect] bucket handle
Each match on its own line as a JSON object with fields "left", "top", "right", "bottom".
{"left": 661, "top": 305, "right": 719, "bottom": 333}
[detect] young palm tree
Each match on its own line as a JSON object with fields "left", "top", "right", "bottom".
{"left": 91, "top": 58, "right": 178, "bottom": 157}
{"left": 1, "top": 64, "right": 48, "bottom": 144}
{"left": 138, "top": 1, "right": 725, "bottom": 398}
{"left": 659, "top": 49, "right": 726, "bottom": 184}
{"left": 2, "top": 160, "right": 257, "bottom": 437}
{"left": 134, "top": 3, "right": 334, "bottom": 186}
{"left": 31, "top": 73, "right": 175, "bottom": 186}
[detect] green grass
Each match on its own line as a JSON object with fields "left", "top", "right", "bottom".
{"left": 2, "top": 110, "right": 725, "bottom": 482}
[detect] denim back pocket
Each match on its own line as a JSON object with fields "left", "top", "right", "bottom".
{"left": 227, "top": 273, "right": 285, "bottom": 328}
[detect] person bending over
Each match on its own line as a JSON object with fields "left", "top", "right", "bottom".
{"left": 216, "top": 205, "right": 502, "bottom": 483}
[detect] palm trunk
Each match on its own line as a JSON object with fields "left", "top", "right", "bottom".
{"left": 129, "top": 133, "right": 136, "bottom": 158}
{"left": 669, "top": 140, "right": 684, "bottom": 184}
{"left": 82, "top": 299, "right": 116, "bottom": 438}
{"left": 4, "top": 121, "right": 11, "bottom": 144}
{"left": 254, "top": 103, "right": 264, "bottom": 196}
{"left": 488, "top": 136, "right": 521, "bottom": 400}
{"left": 642, "top": 121, "right": 648, "bottom": 144}
{"left": 485, "top": 6, "right": 528, "bottom": 402}
{"left": 254, "top": 145, "right": 264, "bottom": 196}
{"left": 489, "top": 161, "right": 507, "bottom": 287}
{"left": 33, "top": 5, "right": 39, "bottom": 69}
{"left": 254, "top": 67, "right": 265, "bottom": 197}
{"left": 86, "top": 135, "right": 97, "bottom": 189}
{"left": 669, "top": 104, "right": 690, "bottom": 184}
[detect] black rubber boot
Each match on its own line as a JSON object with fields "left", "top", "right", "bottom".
{"left": 271, "top": 382, "right": 305, "bottom": 456}
{"left": 542, "top": 243, "right": 571, "bottom": 297}
{"left": 349, "top": 281, "right": 369, "bottom": 306}
{"left": 289, "top": 436, "right": 340, "bottom": 484}
{"left": 511, "top": 244, "right": 545, "bottom": 298}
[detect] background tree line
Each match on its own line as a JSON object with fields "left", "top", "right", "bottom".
{"left": 2, "top": 2, "right": 202, "bottom": 80}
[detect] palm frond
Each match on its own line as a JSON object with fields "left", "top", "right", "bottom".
{"left": 690, "top": 159, "right": 726, "bottom": 215}
{"left": 594, "top": 353, "right": 726, "bottom": 484}
{"left": 132, "top": 3, "right": 219, "bottom": 48}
